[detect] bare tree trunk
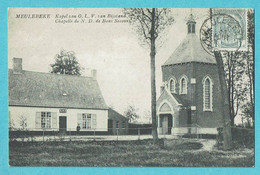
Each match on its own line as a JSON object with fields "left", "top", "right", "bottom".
{"left": 150, "top": 8, "right": 158, "bottom": 143}
{"left": 214, "top": 51, "right": 233, "bottom": 150}
{"left": 230, "top": 116, "right": 234, "bottom": 127}
{"left": 230, "top": 54, "right": 235, "bottom": 126}
{"left": 247, "top": 9, "right": 255, "bottom": 127}
{"left": 227, "top": 52, "right": 237, "bottom": 126}
{"left": 227, "top": 52, "right": 234, "bottom": 126}
{"left": 247, "top": 53, "right": 254, "bottom": 127}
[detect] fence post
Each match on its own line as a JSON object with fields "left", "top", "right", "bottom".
{"left": 196, "top": 127, "right": 199, "bottom": 139}
{"left": 138, "top": 128, "right": 140, "bottom": 140}
{"left": 94, "top": 128, "right": 96, "bottom": 141}
{"left": 53, "top": 129, "right": 55, "bottom": 141}
{"left": 116, "top": 128, "right": 119, "bottom": 141}
{"left": 151, "top": 127, "right": 153, "bottom": 139}
{"left": 43, "top": 129, "right": 45, "bottom": 143}
{"left": 69, "top": 128, "right": 71, "bottom": 142}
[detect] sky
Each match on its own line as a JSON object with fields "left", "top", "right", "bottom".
{"left": 8, "top": 8, "right": 242, "bottom": 124}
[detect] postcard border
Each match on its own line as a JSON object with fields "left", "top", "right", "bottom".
{"left": 0, "top": 0, "right": 258, "bottom": 174}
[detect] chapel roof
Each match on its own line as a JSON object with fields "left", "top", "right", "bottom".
{"left": 163, "top": 33, "right": 216, "bottom": 66}
{"left": 171, "top": 93, "right": 189, "bottom": 107}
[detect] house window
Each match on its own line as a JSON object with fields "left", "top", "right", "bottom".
{"left": 82, "top": 114, "right": 87, "bottom": 128}
{"left": 82, "top": 114, "right": 92, "bottom": 129}
{"left": 41, "top": 112, "right": 51, "bottom": 128}
{"left": 168, "top": 78, "right": 176, "bottom": 93}
{"left": 203, "top": 76, "right": 213, "bottom": 111}
{"left": 79, "top": 113, "right": 97, "bottom": 129}
{"left": 109, "top": 119, "right": 113, "bottom": 129}
{"left": 87, "top": 114, "right": 92, "bottom": 129}
{"left": 179, "top": 76, "right": 188, "bottom": 94}
{"left": 116, "top": 121, "right": 119, "bottom": 128}
{"left": 122, "top": 121, "right": 126, "bottom": 128}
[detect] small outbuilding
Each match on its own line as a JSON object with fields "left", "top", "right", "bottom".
{"left": 108, "top": 108, "right": 129, "bottom": 135}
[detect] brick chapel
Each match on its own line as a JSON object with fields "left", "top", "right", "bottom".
{"left": 156, "top": 14, "right": 223, "bottom": 135}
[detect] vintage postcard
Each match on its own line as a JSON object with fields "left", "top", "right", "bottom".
{"left": 7, "top": 7, "right": 254, "bottom": 167}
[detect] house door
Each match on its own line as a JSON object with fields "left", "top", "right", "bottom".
{"left": 59, "top": 116, "right": 67, "bottom": 132}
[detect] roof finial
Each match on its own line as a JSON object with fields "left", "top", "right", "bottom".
{"left": 187, "top": 9, "right": 196, "bottom": 34}
{"left": 186, "top": 9, "right": 196, "bottom": 24}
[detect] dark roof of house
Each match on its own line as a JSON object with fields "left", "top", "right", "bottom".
{"left": 163, "top": 34, "right": 216, "bottom": 66}
{"left": 9, "top": 69, "right": 108, "bottom": 109}
{"left": 108, "top": 108, "right": 128, "bottom": 121}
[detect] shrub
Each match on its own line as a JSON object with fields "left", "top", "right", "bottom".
{"left": 217, "top": 127, "right": 254, "bottom": 149}
{"left": 231, "top": 127, "right": 254, "bottom": 149}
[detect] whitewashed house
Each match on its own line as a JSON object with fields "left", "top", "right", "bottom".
{"left": 9, "top": 58, "right": 108, "bottom": 134}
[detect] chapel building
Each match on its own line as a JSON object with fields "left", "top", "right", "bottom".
{"left": 156, "top": 14, "right": 222, "bottom": 135}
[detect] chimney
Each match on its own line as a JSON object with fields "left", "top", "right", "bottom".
{"left": 91, "top": 69, "right": 97, "bottom": 80}
{"left": 13, "top": 57, "right": 23, "bottom": 74}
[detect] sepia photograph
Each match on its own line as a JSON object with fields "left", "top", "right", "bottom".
{"left": 8, "top": 8, "right": 254, "bottom": 167}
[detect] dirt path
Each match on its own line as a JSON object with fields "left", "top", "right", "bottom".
{"left": 200, "top": 139, "right": 216, "bottom": 151}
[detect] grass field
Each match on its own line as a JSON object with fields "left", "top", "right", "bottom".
{"left": 9, "top": 139, "right": 254, "bottom": 167}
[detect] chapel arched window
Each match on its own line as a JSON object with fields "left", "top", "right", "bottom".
{"left": 169, "top": 78, "right": 176, "bottom": 93}
{"left": 203, "top": 76, "right": 213, "bottom": 111}
{"left": 179, "top": 76, "right": 188, "bottom": 94}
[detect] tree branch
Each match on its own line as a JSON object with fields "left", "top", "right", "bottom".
{"left": 141, "top": 8, "right": 152, "bottom": 21}
{"left": 146, "top": 8, "right": 152, "bottom": 14}
{"left": 136, "top": 17, "right": 151, "bottom": 40}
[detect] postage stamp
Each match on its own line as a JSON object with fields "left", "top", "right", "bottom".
{"left": 212, "top": 8, "right": 248, "bottom": 51}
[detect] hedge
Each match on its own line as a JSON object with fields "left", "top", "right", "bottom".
{"left": 217, "top": 127, "right": 254, "bottom": 149}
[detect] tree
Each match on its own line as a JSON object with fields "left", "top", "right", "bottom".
{"left": 50, "top": 50, "right": 81, "bottom": 75}
{"left": 18, "top": 115, "right": 28, "bottom": 142}
{"left": 222, "top": 51, "right": 247, "bottom": 126}
{"left": 9, "top": 116, "right": 15, "bottom": 131}
{"left": 214, "top": 51, "right": 233, "bottom": 150}
{"left": 124, "top": 8, "right": 174, "bottom": 143}
{"left": 19, "top": 115, "right": 27, "bottom": 129}
{"left": 124, "top": 105, "right": 139, "bottom": 123}
{"left": 242, "top": 9, "right": 255, "bottom": 126}
{"left": 200, "top": 9, "right": 233, "bottom": 150}
{"left": 143, "top": 110, "right": 152, "bottom": 124}
{"left": 220, "top": 10, "right": 254, "bottom": 127}
{"left": 241, "top": 102, "right": 254, "bottom": 128}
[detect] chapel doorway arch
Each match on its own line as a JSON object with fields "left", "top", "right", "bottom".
{"left": 158, "top": 101, "right": 174, "bottom": 135}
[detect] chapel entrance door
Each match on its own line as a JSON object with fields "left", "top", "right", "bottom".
{"left": 168, "top": 115, "right": 173, "bottom": 134}
{"left": 160, "top": 114, "right": 172, "bottom": 135}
